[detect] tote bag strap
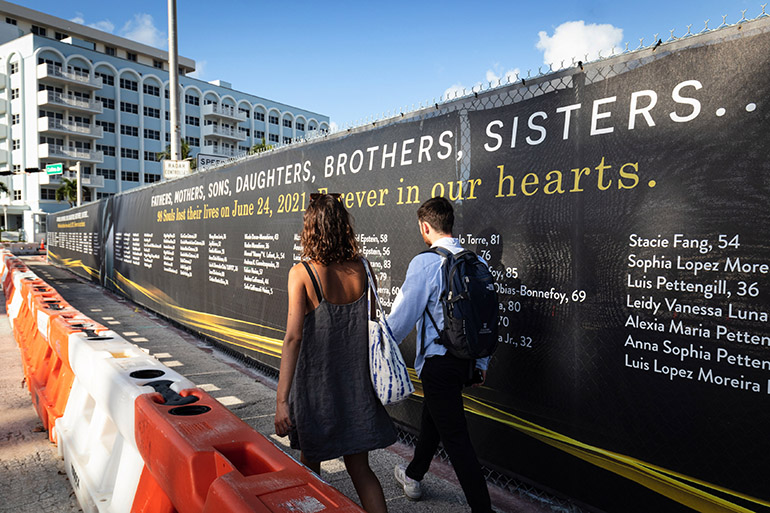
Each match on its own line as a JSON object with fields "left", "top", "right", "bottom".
{"left": 361, "top": 257, "right": 397, "bottom": 340}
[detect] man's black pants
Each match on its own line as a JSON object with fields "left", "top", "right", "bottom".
{"left": 405, "top": 353, "right": 492, "bottom": 513}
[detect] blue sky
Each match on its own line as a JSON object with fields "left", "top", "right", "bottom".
{"left": 25, "top": 1, "right": 762, "bottom": 128}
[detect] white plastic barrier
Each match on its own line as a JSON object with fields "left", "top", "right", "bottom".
{"left": 54, "top": 330, "right": 196, "bottom": 513}
{"left": 6, "top": 270, "right": 39, "bottom": 329}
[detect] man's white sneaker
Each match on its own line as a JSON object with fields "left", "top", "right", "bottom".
{"left": 394, "top": 463, "right": 422, "bottom": 500}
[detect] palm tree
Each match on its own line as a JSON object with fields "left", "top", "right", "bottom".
{"left": 55, "top": 178, "right": 78, "bottom": 207}
{"left": 249, "top": 137, "right": 272, "bottom": 155}
{"left": 157, "top": 140, "right": 196, "bottom": 169}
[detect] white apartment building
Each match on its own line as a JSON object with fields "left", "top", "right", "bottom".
{"left": 0, "top": 1, "right": 329, "bottom": 242}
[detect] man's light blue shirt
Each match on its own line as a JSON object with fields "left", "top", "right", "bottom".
{"left": 387, "top": 237, "right": 490, "bottom": 377}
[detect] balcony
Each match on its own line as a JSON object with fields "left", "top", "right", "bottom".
{"left": 38, "top": 144, "right": 104, "bottom": 164}
{"left": 203, "top": 146, "right": 246, "bottom": 159}
{"left": 37, "top": 63, "right": 102, "bottom": 89}
{"left": 37, "top": 90, "right": 103, "bottom": 114}
{"left": 43, "top": 171, "right": 105, "bottom": 188}
{"left": 38, "top": 117, "right": 103, "bottom": 139}
{"left": 201, "top": 103, "right": 247, "bottom": 122}
{"left": 201, "top": 124, "right": 247, "bottom": 142}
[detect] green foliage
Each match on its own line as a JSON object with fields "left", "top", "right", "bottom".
{"left": 249, "top": 137, "right": 272, "bottom": 155}
{"left": 55, "top": 178, "right": 78, "bottom": 207}
{"left": 158, "top": 140, "right": 196, "bottom": 169}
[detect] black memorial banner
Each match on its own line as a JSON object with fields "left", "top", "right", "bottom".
{"left": 48, "top": 20, "right": 770, "bottom": 513}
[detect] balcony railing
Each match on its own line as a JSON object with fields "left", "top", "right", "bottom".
{"left": 38, "top": 143, "right": 104, "bottom": 163}
{"left": 37, "top": 63, "right": 103, "bottom": 89}
{"left": 201, "top": 124, "right": 247, "bottom": 141}
{"left": 37, "top": 90, "right": 103, "bottom": 114}
{"left": 45, "top": 171, "right": 105, "bottom": 188}
{"left": 201, "top": 103, "right": 247, "bottom": 122}
{"left": 38, "top": 117, "right": 103, "bottom": 138}
{"left": 203, "top": 146, "right": 246, "bottom": 158}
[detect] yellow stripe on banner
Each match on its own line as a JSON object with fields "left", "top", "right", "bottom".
{"left": 114, "top": 271, "right": 284, "bottom": 358}
{"left": 459, "top": 394, "right": 769, "bottom": 512}
{"left": 48, "top": 250, "right": 100, "bottom": 279}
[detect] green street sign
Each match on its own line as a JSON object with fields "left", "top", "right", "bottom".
{"left": 45, "top": 163, "right": 63, "bottom": 175}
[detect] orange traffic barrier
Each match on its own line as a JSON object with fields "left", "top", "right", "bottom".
{"left": 133, "top": 388, "right": 364, "bottom": 513}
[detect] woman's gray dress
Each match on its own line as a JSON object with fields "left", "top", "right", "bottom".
{"left": 289, "top": 261, "right": 397, "bottom": 461}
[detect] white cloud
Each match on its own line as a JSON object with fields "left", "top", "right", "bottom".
{"left": 119, "top": 14, "right": 166, "bottom": 49}
{"left": 70, "top": 13, "right": 115, "bottom": 33}
{"left": 189, "top": 60, "right": 206, "bottom": 79}
{"left": 443, "top": 66, "right": 519, "bottom": 101}
{"left": 536, "top": 21, "right": 623, "bottom": 68}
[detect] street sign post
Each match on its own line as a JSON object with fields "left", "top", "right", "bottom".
{"left": 45, "top": 163, "right": 63, "bottom": 175}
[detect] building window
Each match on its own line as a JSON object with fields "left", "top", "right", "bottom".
{"left": 11, "top": 88, "right": 19, "bottom": 100}
{"left": 121, "top": 171, "right": 139, "bottom": 182}
{"left": 13, "top": 190, "right": 21, "bottom": 201}
{"left": 153, "top": 60, "right": 163, "bottom": 69}
{"left": 12, "top": 165, "right": 21, "bottom": 173}
{"left": 96, "top": 72, "right": 114, "bottom": 86}
{"left": 126, "top": 52, "right": 137, "bottom": 62}
{"left": 10, "top": 62, "right": 18, "bottom": 74}
{"left": 254, "top": 112, "right": 265, "bottom": 121}
{"left": 40, "top": 136, "right": 64, "bottom": 146}
{"left": 11, "top": 114, "right": 19, "bottom": 125}
{"left": 143, "top": 106, "right": 160, "bottom": 118}
{"left": 143, "top": 84, "right": 160, "bottom": 96}
{"left": 105, "top": 46, "right": 116, "bottom": 56}
{"left": 6, "top": 17, "right": 17, "bottom": 25}
{"left": 41, "top": 187, "right": 57, "bottom": 200}
{"left": 96, "top": 96, "right": 115, "bottom": 109}
{"left": 144, "top": 151, "right": 159, "bottom": 161}
{"left": 55, "top": 31, "right": 68, "bottom": 41}
{"left": 185, "top": 94, "right": 200, "bottom": 106}
{"left": 269, "top": 115, "right": 279, "bottom": 124}
{"left": 185, "top": 115, "right": 200, "bottom": 127}
{"left": 96, "top": 168, "right": 116, "bottom": 180}
{"left": 283, "top": 119, "right": 292, "bottom": 128}
{"left": 239, "top": 146, "right": 250, "bottom": 153}
{"left": 121, "top": 148, "right": 139, "bottom": 159}
{"left": 297, "top": 122, "right": 305, "bottom": 131}
{"left": 31, "top": 25, "right": 47, "bottom": 37}
{"left": 283, "top": 137, "right": 292, "bottom": 144}
{"left": 165, "top": 111, "right": 169, "bottom": 121}
{"left": 97, "top": 192, "right": 115, "bottom": 199}
{"left": 269, "top": 134, "right": 279, "bottom": 143}
{"left": 12, "top": 139, "right": 20, "bottom": 150}
{"left": 185, "top": 136, "right": 200, "bottom": 147}
{"left": 255, "top": 130, "right": 265, "bottom": 139}
{"left": 96, "top": 120, "right": 115, "bottom": 133}
{"left": 165, "top": 133, "right": 169, "bottom": 142}
{"left": 144, "top": 128, "right": 160, "bottom": 140}
{"left": 239, "top": 127, "right": 250, "bottom": 137}
{"left": 239, "top": 108, "right": 250, "bottom": 118}
{"left": 144, "top": 173, "right": 161, "bottom": 183}
{"left": 120, "top": 125, "right": 139, "bottom": 137}
{"left": 120, "top": 78, "right": 138, "bottom": 91}
{"left": 96, "top": 144, "right": 116, "bottom": 157}
{"left": 120, "top": 101, "right": 138, "bottom": 114}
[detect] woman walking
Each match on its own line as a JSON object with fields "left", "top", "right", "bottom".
{"left": 275, "top": 193, "right": 396, "bottom": 513}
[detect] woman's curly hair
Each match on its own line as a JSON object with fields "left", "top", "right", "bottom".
{"left": 300, "top": 194, "right": 359, "bottom": 265}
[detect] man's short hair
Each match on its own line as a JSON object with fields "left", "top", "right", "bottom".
{"left": 417, "top": 197, "right": 454, "bottom": 234}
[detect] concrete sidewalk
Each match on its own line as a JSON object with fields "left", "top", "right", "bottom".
{"left": 0, "top": 256, "right": 561, "bottom": 513}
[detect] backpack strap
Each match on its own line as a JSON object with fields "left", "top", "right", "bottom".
{"left": 418, "top": 246, "right": 452, "bottom": 355}
{"left": 301, "top": 261, "right": 324, "bottom": 302}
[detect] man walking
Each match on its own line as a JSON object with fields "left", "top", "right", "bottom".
{"left": 387, "top": 197, "right": 493, "bottom": 513}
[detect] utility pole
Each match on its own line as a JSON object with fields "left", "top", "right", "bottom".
{"left": 75, "top": 161, "right": 82, "bottom": 206}
{"left": 168, "top": 0, "right": 181, "bottom": 161}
